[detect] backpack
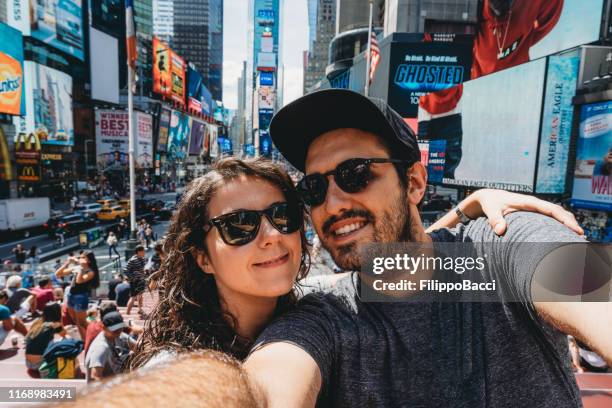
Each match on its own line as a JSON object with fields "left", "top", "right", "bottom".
{"left": 38, "top": 339, "right": 83, "bottom": 379}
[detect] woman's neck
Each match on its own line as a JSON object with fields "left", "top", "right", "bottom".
{"left": 217, "top": 286, "right": 278, "bottom": 341}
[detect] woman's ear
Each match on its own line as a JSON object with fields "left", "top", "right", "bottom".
{"left": 193, "top": 249, "right": 214, "bottom": 275}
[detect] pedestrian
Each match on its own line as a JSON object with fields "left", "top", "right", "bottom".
{"left": 137, "top": 223, "right": 146, "bottom": 247}
{"left": 125, "top": 246, "right": 146, "bottom": 316}
{"left": 85, "top": 311, "right": 136, "bottom": 382}
{"left": 26, "top": 246, "right": 41, "bottom": 275}
{"left": 70, "top": 195, "right": 78, "bottom": 211}
{"left": 144, "top": 225, "right": 153, "bottom": 249}
{"left": 106, "top": 232, "right": 120, "bottom": 259}
{"left": 55, "top": 226, "right": 66, "bottom": 247}
{"left": 12, "top": 244, "right": 26, "bottom": 264}
{"left": 117, "top": 219, "right": 127, "bottom": 240}
{"left": 54, "top": 251, "right": 100, "bottom": 340}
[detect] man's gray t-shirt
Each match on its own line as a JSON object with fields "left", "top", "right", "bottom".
{"left": 85, "top": 331, "right": 134, "bottom": 380}
{"left": 252, "top": 212, "right": 584, "bottom": 407}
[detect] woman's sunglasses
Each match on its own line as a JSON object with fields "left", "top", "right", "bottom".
{"left": 204, "top": 202, "right": 301, "bottom": 246}
{"left": 297, "top": 158, "right": 413, "bottom": 207}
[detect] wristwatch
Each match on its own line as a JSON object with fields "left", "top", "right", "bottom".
{"left": 454, "top": 206, "right": 473, "bottom": 224}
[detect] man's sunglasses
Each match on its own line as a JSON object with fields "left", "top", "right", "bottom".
{"left": 203, "top": 202, "right": 301, "bottom": 246}
{"left": 297, "top": 158, "right": 413, "bottom": 207}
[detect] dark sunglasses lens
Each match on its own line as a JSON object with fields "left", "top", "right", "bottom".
{"left": 268, "top": 203, "right": 301, "bottom": 233}
{"left": 298, "top": 175, "right": 327, "bottom": 206}
{"left": 218, "top": 211, "right": 260, "bottom": 245}
{"left": 336, "top": 160, "right": 371, "bottom": 193}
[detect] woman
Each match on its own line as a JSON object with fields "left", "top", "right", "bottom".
{"left": 54, "top": 251, "right": 100, "bottom": 339}
{"left": 24, "top": 302, "right": 65, "bottom": 377}
{"left": 107, "top": 232, "right": 120, "bottom": 259}
{"left": 130, "top": 158, "right": 582, "bottom": 367}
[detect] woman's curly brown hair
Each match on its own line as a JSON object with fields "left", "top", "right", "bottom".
{"left": 130, "top": 158, "right": 310, "bottom": 367}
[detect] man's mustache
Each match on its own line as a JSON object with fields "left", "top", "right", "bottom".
{"left": 322, "top": 209, "right": 375, "bottom": 236}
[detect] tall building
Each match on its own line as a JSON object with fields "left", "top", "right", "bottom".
{"left": 135, "top": 0, "right": 154, "bottom": 94}
{"left": 173, "top": 0, "right": 223, "bottom": 100}
{"left": 336, "top": 0, "right": 383, "bottom": 34}
{"left": 383, "top": 0, "right": 478, "bottom": 35}
{"left": 247, "top": 0, "right": 282, "bottom": 156}
{"left": 153, "top": 0, "right": 174, "bottom": 44}
{"left": 303, "top": 0, "right": 336, "bottom": 93}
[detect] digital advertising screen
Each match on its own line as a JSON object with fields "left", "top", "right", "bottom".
{"left": 572, "top": 101, "right": 612, "bottom": 211}
{"left": 170, "top": 51, "right": 186, "bottom": 106}
{"left": 153, "top": 37, "right": 172, "bottom": 97}
{"left": 167, "top": 110, "right": 191, "bottom": 161}
{"left": 136, "top": 112, "right": 153, "bottom": 168}
{"left": 156, "top": 108, "right": 171, "bottom": 153}
{"left": 0, "top": 23, "right": 25, "bottom": 115}
{"left": 95, "top": 109, "right": 128, "bottom": 171}
{"left": 16, "top": 61, "right": 73, "bottom": 146}
{"left": 535, "top": 50, "right": 580, "bottom": 194}
{"left": 30, "top": 0, "right": 85, "bottom": 60}
{"left": 259, "top": 71, "right": 274, "bottom": 86}
{"left": 188, "top": 119, "right": 206, "bottom": 156}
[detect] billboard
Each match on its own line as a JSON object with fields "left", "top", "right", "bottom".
{"left": 136, "top": 112, "right": 153, "bottom": 168}
{"left": 258, "top": 52, "right": 276, "bottom": 69}
{"left": 259, "top": 130, "right": 272, "bottom": 157}
{"left": 156, "top": 108, "right": 171, "bottom": 152}
{"left": 90, "top": 28, "right": 119, "bottom": 104}
{"left": 170, "top": 51, "right": 186, "bottom": 106}
{"left": 208, "top": 124, "right": 219, "bottom": 158}
{"left": 258, "top": 87, "right": 275, "bottom": 109}
{"left": 419, "top": 58, "right": 547, "bottom": 192}
{"left": 572, "top": 102, "right": 612, "bottom": 211}
{"left": 95, "top": 109, "right": 128, "bottom": 171}
{"left": 535, "top": 50, "right": 580, "bottom": 193}
{"left": 153, "top": 37, "right": 172, "bottom": 97}
{"left": 167, "top": 110, "right": 191, "bottom": 161}
{"left": 16, "top": 61, "right": 73, "bottom": 146}
{"left": 16, "top": 0, "right": 85, "bottom": 60}
{"left": 259, "top": 108, "right": 273, "bottom": 130}
{"left": 187, "top": 67, "right": 214, "bottom": 116}
{"left": 259, "top": 71, "right": 274, "bottom": 86}
{"left": 188, "top": 119, "right": 206, "bottom": 156}
{"left": 90, "top": 0, "right": 122, "bottom": 36}
{"left": 388, "top": 34, "right": 473, "bottom": 118}
{"left": 0, "top": 23, "right": 25, "bottom": 115}
{"left": 253, "top": 0, "right": 280, "bottom": 69}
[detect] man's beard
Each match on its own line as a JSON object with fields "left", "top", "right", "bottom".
{"left": 320, "top": 186, "right": 411, "bottom": 271}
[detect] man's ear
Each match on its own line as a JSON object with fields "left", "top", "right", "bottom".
{"left": 193, "top": 249, "right": 214, "bottom": 275}
{"left": 407, "top": 162, "right": 427, "bottom": 205}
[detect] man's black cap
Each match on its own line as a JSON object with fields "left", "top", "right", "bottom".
{"left": 102, "top": 311, "right": 127, "bottom": 332}
{"left": 269, "top": 89, "right": 420, "bottom": 172}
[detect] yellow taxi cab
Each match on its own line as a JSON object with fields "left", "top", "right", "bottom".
{"left": 97, "top": 205, "right": 129, "bottom": 222}
{"left": 118, "top": 199, "right": 131, "bottom": 210}
{"left": 96, "top": 199, "right": 118, "bottom": 208}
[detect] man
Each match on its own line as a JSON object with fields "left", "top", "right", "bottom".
{"left": 85, "top": 311, "right": 136, "bottom": 381}
{"left": 115, "top": 276, "right": 131, "bottom": 307}
{"left": 30, "top": 277, "right": 54, "bottom": 313}
{"left": 125, "top": 246, "right": 146, "bottom": 316}
{"left": 0, "top": 290, "right": 27, "bottom": 338}
{"left": 244, "top": 89, "right": 612, "bottom": 407}
{"left": 84, "top": 301, "right": 142, "bottom": 356}
{"left": 4, "top": 275, "right": 35, "bottom": 318}
{"left": 12, "top": 244, "right": 26, "bottom": 264}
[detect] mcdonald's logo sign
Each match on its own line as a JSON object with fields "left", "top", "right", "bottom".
{"left": 17, "top": 163, "right": 40, "bottom": 182}
{"left": 15, "top": 132, "right": 41, "bottom": 152}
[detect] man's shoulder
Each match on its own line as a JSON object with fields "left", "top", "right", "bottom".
{"left": 298, "top": 272, "right": 360, "bottom": 311}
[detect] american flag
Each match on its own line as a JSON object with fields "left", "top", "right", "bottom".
{"left": 125, "top": 0, "right": 138, "bottom": 70}
{"left": 369, "top": 30, "right": 381, "bottom": 84}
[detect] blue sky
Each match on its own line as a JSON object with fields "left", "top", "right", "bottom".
{"left": 222, "top": 0, "right": 309, "bottom": 109}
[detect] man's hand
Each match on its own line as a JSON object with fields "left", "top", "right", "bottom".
{"left": 244, "top": 342, "right": 321, "bottom": 408}
{"left": 90, "top": 366, "right": 104, "bottom": 381}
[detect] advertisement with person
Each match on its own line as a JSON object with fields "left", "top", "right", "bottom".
{"left": 535, "top": 50, "right": 580, "bottom": 194}
{"left": 29, "top": 0, "right": 85, "bottom": 60}
{"left": 188, "top": 119, "right": 206, "bottom": 156}
{"left": 0, "top": 23, "right": 25, "bottom": 115}
{"left": 208, "top": 124, "right": 219, "bottom": 158}
{"left": 388, "top": 33, "right": 473, "bottom": 118}
{"left": 153, "top": 37, "right": 172, "bottom": 97}
{"left": 16, "top": 61, "right": 73, "bottom": 146}
{"left": 136, "top": 112, "right": 153, "bottom": 168}
{"left": 167, "top": 110, "right": 191, "bottom": 161}
{"left": 572, "top": 101, "right": 612, "bottom": 211}
{"left": 95, "top": 109, "right": 128, "bottom": 172}
{"left": 156, "top": 107, "right": 171, "bottom": 152}
{"left": 170, "top": 51, "right": 186, "bottom": 106}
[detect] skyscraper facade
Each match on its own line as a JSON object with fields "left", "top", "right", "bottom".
{"left": 153, "top": 0, "right": 174, "bottom": 44}
{"left": 303, "top": 0, "right": 336, "bottom": 93}
{"left": 173, "top": 0, "right": 223, "bottom": 100}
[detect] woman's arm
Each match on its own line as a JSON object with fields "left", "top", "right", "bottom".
{"left": 426, "top": 189, "right": 584, "bottom": 236}
{"left": 55, "top": 259, "right": 75, "bottom": 278}
{"left": 75, "top": 268, "right": 94, "bottom": 285}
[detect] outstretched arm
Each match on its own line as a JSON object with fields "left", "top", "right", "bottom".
{"left": 426, "top": 189, "right": 583, "bottom": 236}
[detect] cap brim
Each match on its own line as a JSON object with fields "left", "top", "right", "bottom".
{"left": 106, "top": 322, "right": 127, "bottom": 332}
{"left": 270, "top": 89, "right": 403, "bottom": 172}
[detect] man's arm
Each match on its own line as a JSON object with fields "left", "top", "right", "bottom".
{"left": 244, "top": 342, "right": 321, "bottom": 408}
{"left": 535, "top": 302, "right": 612, "bottom": 365}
